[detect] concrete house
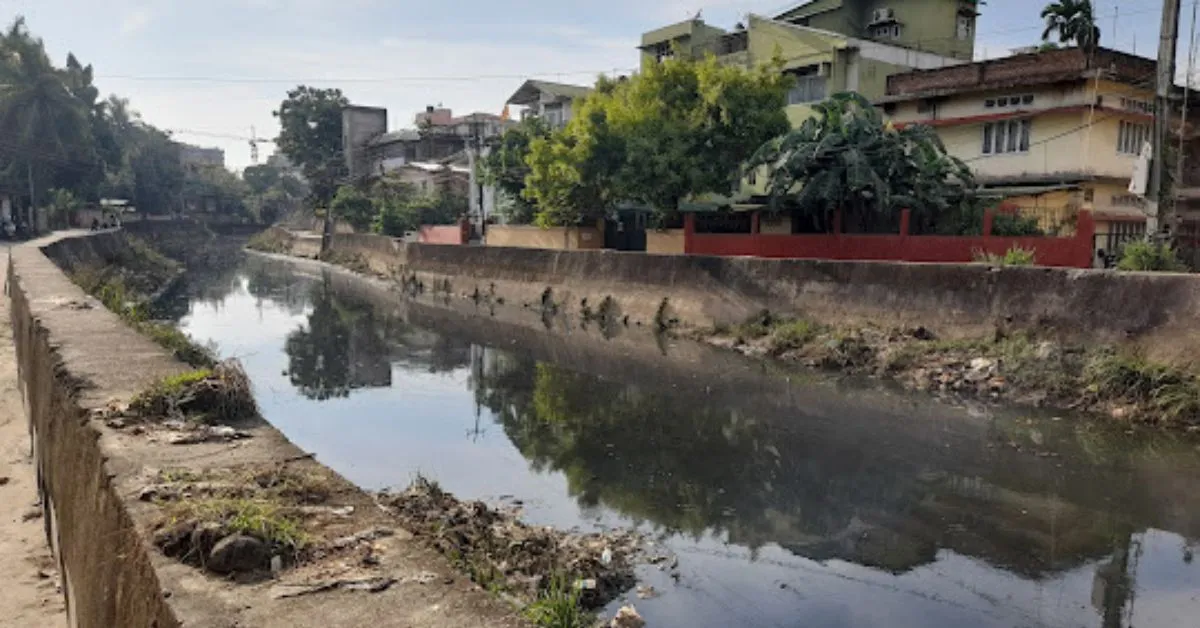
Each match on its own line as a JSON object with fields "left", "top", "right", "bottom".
{"left": 639, "top": 7, "right": 969, "bottom": 126}
{"left": 774, "top": 0, "right": 980, "bottom": 61}
{"left": 343, "top": 105, "right": 514, "bottom": 235}
{"left": 505, "top": 80, "right": 592, "bottom": 129}
{"left": 878, "top": 47, "right": 1200, "bottom": 254}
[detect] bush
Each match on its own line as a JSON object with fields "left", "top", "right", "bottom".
{"left": 1117, "top": 240, "right": 1187, "bottom": 272}
{"left": 972, "top": 245, "right": 1036, "bottom": 266}
{"left": 991, "top": 212, "right": 1044, "bottom": 236}
{"left": 769, "top": 319, "right": 819, "bottom": 353}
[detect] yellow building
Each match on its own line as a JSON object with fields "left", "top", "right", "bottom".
{"left": 879, "top": 47, "right": 1200, "bottom": 257}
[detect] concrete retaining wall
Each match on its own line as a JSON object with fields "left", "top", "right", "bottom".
{"left": 312, "top": 229, "right": 1200, "bottom": 366}
{"left": 486, "top": 225, "right": 604, "bottom": 250}
{"left": 12, "top": 232, "right": 525, "bottom": 627}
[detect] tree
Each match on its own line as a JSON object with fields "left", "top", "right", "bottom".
{"left": 747, "top": 92, "right": 976, "bottom": 234}
{"left": 242, "top": 164, "right": 281, "bottom": 195}
{"left": 478, "top": 117, "right": 550, "bottom": 224}
{"left": 329, "top": 184, "right": 375, "bottom": 231}
{"left": 611, "top": 54, "right": 790, "bottom": 214}
{"left": 1041, "top": 0, "right": 1100, "bottom": 50}
{"left": 524, "top": 56, "right": 789, "bottom": 226}
{"left": 0, "top": 18, "right": 92, "bottom": 212}
{"left": 273, "top": 86, "right": 348, "bottom": 207}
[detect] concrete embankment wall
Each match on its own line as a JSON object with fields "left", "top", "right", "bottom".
{"left": 303, "top": 229, "right": 1200, "bottom": 366}
{"left": 13, "top": 231, "right": 525, "bottom": 628}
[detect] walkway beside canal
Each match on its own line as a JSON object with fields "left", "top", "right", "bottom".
{"left": 0, "top": 250, "right": 66, "bottom": 626}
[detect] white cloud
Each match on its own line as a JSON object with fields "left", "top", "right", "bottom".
{"left": 120, "top": 8, "right": 151, "bottom": 36}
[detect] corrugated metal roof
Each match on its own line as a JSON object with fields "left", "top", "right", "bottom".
{"left": 507, "top": 80, "right": 593, "bottom": 106}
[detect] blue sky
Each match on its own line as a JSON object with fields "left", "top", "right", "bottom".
{"left": 1, "top": 0, "right": 1180, "bottom": 169}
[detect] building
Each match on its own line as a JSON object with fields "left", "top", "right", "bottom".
{"left": 639, "top": 14, "right": 963, "bottom": 129}
{"left": 774, "top": 0, "right": 980, "bottom": 61}
{"left": 505, "top": 80, "right": 593, "bottom": 129}
{"left": 178, "top": 144, "right": 225, "bottom": 170}
{"left": 342, "top": 104, "right": 512, "bottom": 235}
{"left": 878, "top": 46, "right": 1200, "bottom": 255}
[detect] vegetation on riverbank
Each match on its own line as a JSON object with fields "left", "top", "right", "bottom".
{"left": 705, "top": 310, "right": 1200, "bottom": 427}
{"left": 62, "top": 233, "right": 216, "bottom": 367}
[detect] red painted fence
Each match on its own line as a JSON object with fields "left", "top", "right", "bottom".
{"left": 418, "top": 221, "right": 469, "bottom": 245}
{"left": 685, "top": 209, "right": 1097, "bottom": 268}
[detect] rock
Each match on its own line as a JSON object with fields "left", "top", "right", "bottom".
{"left": 965, "top": 358, "right": 996, "bottom": 383}
{"left": 911, "top": 326, "right": 935, "bottom": 341}
{"left": 332, "top": 527, "right": 396, "bottom": 550}
{"left": 1034, "top": 341, "right": 1059, "bottom": 361}
{"left": 610, "top": 606, "right": 645, "bottom": 628}
{"left": 207, "top": 534, "right": 269, "bottom": 574}
{"left": 21, "top": 507, "right": 42, "bottom": 522}
{"left": 0, "top": 476, "right": 9, "bottom": 486}
{"left": 636, "top": 585, "right": 659, "bottom": 599}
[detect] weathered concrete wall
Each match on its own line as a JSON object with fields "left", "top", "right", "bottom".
{"left": 486, "top": 225, "right": 604, "bottom": 250}
{"left": 646, "top": 229, "right": 685, "bottom": 255}
{"left": 306, "top": 229, "right": 1200, "bottom": 366}
{"left": 13, "top": 232, "right": 525, "bottom": 627}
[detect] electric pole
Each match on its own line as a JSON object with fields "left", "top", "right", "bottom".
{"left": 1149, "top": 0, "right": 1183, "bottom": 238}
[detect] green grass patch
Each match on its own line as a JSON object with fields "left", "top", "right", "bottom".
{"left": 522, "top": 576, "right": 593, "bottom": 628}
{"left": 1117, "top": 240, "right": 1188, "bottom": 272}
{"left": 1085, "top": 351, "right": 1200, "bottom": 422}
{"left": 246, "top": 230, "right": 292, "bottom": 254}
{"left": 166, "top": 498, "right": 307, "bottom": 550}
{"left": 769, "top": 319, "right": 820, "bottom": 353}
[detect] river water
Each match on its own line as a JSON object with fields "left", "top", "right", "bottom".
{"left": 169, "top": 254, "right": 1200, "bottom": 628}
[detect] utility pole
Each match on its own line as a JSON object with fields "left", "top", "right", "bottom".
{"left": 1149, "top": 0, "right": 1184, "bottom": 237}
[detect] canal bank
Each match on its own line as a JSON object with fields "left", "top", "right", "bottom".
{"left": 8, "top": 231, "right": 527, "bottom": 627}
{"left": 253, "top": 228, "right": 1200, "bottom": 428}
{"left": 175, "top": 250, "right": 1200, "bottom": 628}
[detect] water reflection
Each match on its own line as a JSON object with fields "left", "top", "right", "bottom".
{"left": 176, "top": 258, "right": 1200, "bottom": 628}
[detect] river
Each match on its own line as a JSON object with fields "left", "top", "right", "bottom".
{"left": 166, "top": 253, "right": 1200, "bottom": 628}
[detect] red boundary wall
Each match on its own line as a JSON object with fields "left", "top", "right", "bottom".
{"left": 685, "top": 209, "right": 1096, "bottom": 269}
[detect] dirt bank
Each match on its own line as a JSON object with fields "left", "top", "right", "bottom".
{"left": 0, "top": 252, "right": 67, "bottom": 627}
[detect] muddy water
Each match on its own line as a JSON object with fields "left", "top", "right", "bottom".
{"left": 172, "top": 255, "right": 1200, "bottom": 628}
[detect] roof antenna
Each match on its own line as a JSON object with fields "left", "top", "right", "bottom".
{"left": 693, "top": 9, "right": 703, "bottom": 20}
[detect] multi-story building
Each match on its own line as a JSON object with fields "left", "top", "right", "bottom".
{"left": 774, "top": 0, "right": 980, "bottom": 61}
{"left": 342, "top": 104, "right": 513, "bottom": 234}
{"left": 505, "top": 80, "right": 592, "bottom": 129}
{"left": 879, "top": 46, "right": 1200, "bottom": 255}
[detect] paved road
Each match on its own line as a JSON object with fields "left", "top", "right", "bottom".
{"left": 0, "top": 249, "right": 66, "bottom": 626}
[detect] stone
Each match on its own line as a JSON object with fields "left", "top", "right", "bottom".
{"left": 207, "top": 534, "right": 269, "bottom": 574}
{"left": 610, "top": 606, "right": 645, "bottom": 628}
{"left": 1034, "top": 341, "right": 1059, "bottom": 361}
{"left": 0, "top": 476, "right": 9, "bottom": 486}
{"left": 965, "top": 358, "right": 997, "bottom": 383}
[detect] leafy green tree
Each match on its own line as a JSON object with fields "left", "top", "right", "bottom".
{"left": 0, "top": 18, "right": 91, "bottom": 211}
{"left": 242, "top": 164, "right": 281, "bottom": 195}
{"left": 613, "top": 54, "right": 789, "bottom": 214}
{"left": 329, "top": 184, "right": 375, "bottom": 231}
{"left": 479, "top": 117, "right": 550, "bottom": 224}
{"left": 273, "top": 86, "right": 348, "bottom": 206}
{"left": 524, "top": 77, "right": 630, "bottom": 227}
{"left": 1041, "top": 0, "right": 1100, "bottom": 50}
{"left": 747, "top": 92, "right": 975, "bottom": 234}
{"left": 524, "top": 57, "right": 788, "bottom": 225}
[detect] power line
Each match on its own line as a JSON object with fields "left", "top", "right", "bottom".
{"left": 94, "top": 68, "right": 637, "bottom": 86}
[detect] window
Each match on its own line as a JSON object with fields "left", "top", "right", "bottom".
{"left": 983, "top": 94, "right": 1033, "bottom": 109}
{"left": 1120, "top": 97, "right": 1153, "bottom": 114}
{"left": 957, "top": 15, "right": 974, "bottom": 40}
{"left": 747, "top": 169, "right": 758, "bottom": 186}
{"left": 786, "top": 68, "right": 827, "bottom": 105}
{"left": 542, "top": 104, "right": 564, "bottom": 128}
{"left": 1118, "top": 120, "right": 1149, "bottom": 155}
{"left": 869, "top": 24, "right": 901, "bottom": 39}
{"left": 982, "top": 118, "right": 1031, "bottom": 154}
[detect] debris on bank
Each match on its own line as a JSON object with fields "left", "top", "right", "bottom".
{"left": 146, "top": 464, "right": 354, "bottom": 578}
{"left": 378, "top": 478, "right": 641, "bottom": 610}
{"left": 702, "top": 311, "right": 1200, "bottom": 428}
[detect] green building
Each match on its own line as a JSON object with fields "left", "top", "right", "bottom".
{"left": 776, "top": 0, "right": 981, "bottom": 61}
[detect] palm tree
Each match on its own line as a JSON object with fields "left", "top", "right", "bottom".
{"left": 0, "top": 17, "right": 90, "bottom": 217}
{"left": 1041, "top": 0, "right": 1101, "bottom": 50}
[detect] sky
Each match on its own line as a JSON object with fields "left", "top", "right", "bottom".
{"left": 1, "top": 0, "right": 1185, "bottom": 170}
